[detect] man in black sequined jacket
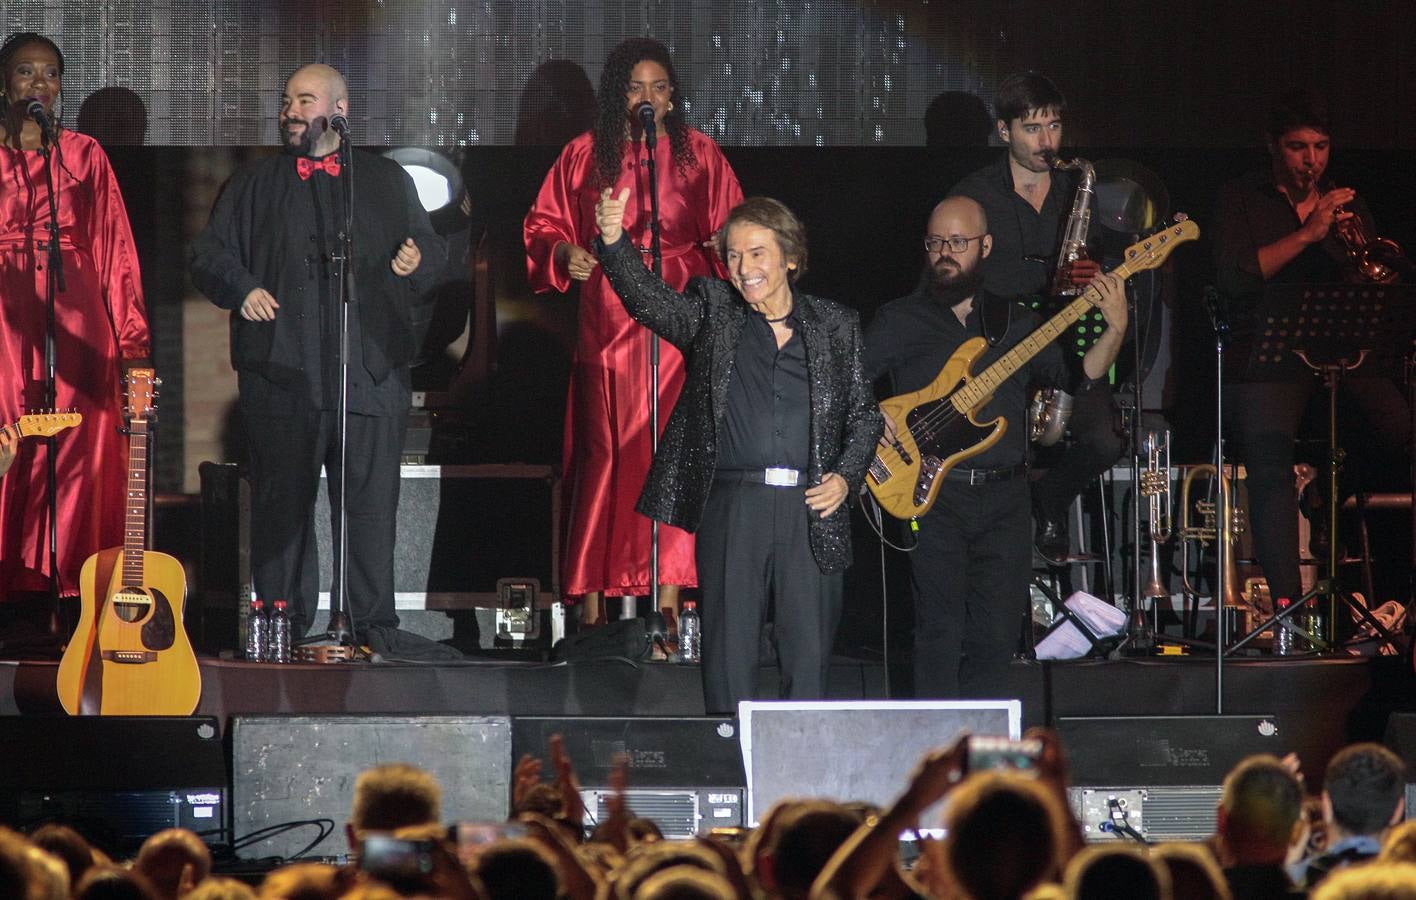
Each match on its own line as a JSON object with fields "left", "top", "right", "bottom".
{"left": 594, "top": 189, "right": 882, "bottom": 715}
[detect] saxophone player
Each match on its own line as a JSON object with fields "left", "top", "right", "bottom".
{"left": 947, "top": 71, "right": 1127, "bottom": 564}
{"left": 1213, "top": 88, "right": 1410, "bottom": 618}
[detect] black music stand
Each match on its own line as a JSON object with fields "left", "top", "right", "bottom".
{"left": 1226, "top": 283, "right": 1415, "bottom": 657}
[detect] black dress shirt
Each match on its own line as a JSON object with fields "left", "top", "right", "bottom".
{"left": 1212, "top": 168, "right": 1376, "bottom": 377}
{"left": 863, "top": 288, "right": 1069, "bottom": 469}
{"left": 718, "top": 309, "right": 811, "bottom": 471}
{"left": 949, "top": 156, "right": 1079, "bottom": 300}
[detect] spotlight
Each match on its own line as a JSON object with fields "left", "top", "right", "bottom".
{"left": 382, "top": 148, "right": 464, "bottom": 214}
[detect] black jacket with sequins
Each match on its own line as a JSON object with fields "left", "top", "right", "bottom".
{"left": 597, "top": 234, "right": 884, "bottom": 574}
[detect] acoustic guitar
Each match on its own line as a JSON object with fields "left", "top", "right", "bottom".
{"left": 57, "top": 369, "right": 201, "bottom": 715}
{"left": 1, "top": 411, "right": 82, "bottom": 443}
{"left": 867, "top": 219, "right": 1199, "bottom": 521}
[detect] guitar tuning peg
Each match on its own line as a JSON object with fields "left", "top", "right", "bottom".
{"left": 154, "top": 377, "right": 163, "bottom": 387}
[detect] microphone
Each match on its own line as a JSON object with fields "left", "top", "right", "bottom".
{"left": 635, "top": 101, "right": 657, "bottom": 149}
{"left": 24, "top": 98, "right": 53, "bottom": 137}
{"left": 328, "top": 114, "right": 350, "bottom": 136}
{"left": 1202, "top": 285, "right": 1231, "bottom": 337}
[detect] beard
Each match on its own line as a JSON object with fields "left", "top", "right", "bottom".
{"left": 280, "top": 117, "right": 318, "bottom": 155}
{"left": 923, "top": 256, "right": 985, "bottom": 307}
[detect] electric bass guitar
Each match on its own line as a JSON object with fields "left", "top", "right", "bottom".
{"left": 1, "top": 411, "right": 82, "bottom": 443}
{"left": 57, "top": 369, "right": 201, "bottom": 715}
{"left": 867, "top": 218, "right": 1199, "bottom": 521}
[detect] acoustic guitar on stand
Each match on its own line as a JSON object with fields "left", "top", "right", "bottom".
{"left": 57, "top": 368, "right": 201, "bottom": 715}
{"left": 867, "top": 219, "right": 1199, "bottom": 521}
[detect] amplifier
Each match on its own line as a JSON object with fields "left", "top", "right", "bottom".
{"left": 1070, "top": 786, "right": 1224, "bottom": 842}
{"left": 0, "top": 716, "right": 226, "bottom": 855}
{"left": 514, "top": 716, "right": 745, "bottom": 838}
{"left": 740, "top": 700, "right": 1020, "bottom": 825}
{"left": 232, "top": 715, "right": 512, "bottom": 860}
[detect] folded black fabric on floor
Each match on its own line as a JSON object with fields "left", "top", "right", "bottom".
{"left": 364, "top": 625, "right": 465, "bottom": 661}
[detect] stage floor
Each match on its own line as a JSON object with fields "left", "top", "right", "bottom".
{"left": 3, "top": 652, "right": 1412, "bottom": 781}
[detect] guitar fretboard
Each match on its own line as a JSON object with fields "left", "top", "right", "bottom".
{"left": 950, "top": 257, "right": 1142, "bottom": 413}
{"left": 122, "top": 420, "right": 149, "bottom": 588}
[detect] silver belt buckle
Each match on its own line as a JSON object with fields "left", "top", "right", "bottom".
{"left": 968, "top": 468, "right": 984, "bottom": 485}
{"left": 764, "top": 467, "right": 799, "bottom": 487}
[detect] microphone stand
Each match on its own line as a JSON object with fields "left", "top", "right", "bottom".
{"left": 299, "top": 123, "right": 356, "bottom": 651}
{"left": 1202, "top": 286, "right": 1230, "bottom": 714}
{"left": 640, "top": 108, "right": 664, "bottom": 614}
{"left": 38, "top": 117, "right": 67, "bottom": 633}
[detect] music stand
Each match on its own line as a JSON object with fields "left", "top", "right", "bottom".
{"left": 1226, "top": 283, "right": 1415, "bottom": 656}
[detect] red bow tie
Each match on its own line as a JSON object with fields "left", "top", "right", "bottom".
{"left": 296, "top": 155, "right": 341, "bottom": 180}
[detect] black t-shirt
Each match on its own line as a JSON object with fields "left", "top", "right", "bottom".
{"left": 862, "top": 288, "right": 1069, "bottom": 469}
{"left": 948, "top": 156, "right": 1078, "bottom": 300}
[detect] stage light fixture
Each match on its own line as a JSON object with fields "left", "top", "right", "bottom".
{"left": 383, "top": 148, "right": 464, "bottom": 214}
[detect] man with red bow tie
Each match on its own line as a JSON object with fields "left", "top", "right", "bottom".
{"left": 190, "top": 63, "right": 444, "bottom": 643}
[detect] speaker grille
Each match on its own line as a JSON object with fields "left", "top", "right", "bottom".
{"left": 585, "top": 790, "right": 700, "bottom": 839}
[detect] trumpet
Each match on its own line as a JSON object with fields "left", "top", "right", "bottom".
{"left": 1178, "top": 464, "right": 1247, "bottom": 612}
{"left": 1139, "top": 429, "right": 1171, "bottom": 600}
{"left": 1332, "top": 198, "right": 1409, "bottom": 284}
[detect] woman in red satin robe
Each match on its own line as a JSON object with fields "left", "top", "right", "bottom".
{"left": 525, "top": 37, "right": 742, "bottom": 624}
{"left": 0, "top": 33, "right": 149, "bottom": 600}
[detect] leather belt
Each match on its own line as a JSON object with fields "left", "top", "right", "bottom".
{"left": 941, "top": 462, "right": 1029, "bottom": 485}
{"left": 714, "top": 467, "right": 805, "bottom": 487}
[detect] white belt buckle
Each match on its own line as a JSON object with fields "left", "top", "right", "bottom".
{"left": 764, "top": 467, "right": 799, "bottom": 487}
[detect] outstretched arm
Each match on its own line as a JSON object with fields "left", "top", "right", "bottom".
{"left": 594, "top": 186, "right": 707, "bottom": 349}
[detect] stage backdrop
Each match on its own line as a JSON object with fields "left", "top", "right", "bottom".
{"left": 1, "top": 0, "right": 1412, "bottom": 149}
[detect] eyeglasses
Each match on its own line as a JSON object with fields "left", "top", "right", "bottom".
{"left": 924, "top": 235, "right": 986, "bottom": 254}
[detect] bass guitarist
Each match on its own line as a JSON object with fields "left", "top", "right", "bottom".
{"left": 863, "top": 196, "right": 1126, "bottom": 698}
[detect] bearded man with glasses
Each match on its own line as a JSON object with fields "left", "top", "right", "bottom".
{"left": 863, "top": 196, "right": 1127, "bottom": 697}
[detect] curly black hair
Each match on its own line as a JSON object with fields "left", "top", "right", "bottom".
{"left": 592, "top": 37, "right": 696, "bottom": 190}
{"left": 0, "top": 32, "right": 65, "bottom": 118}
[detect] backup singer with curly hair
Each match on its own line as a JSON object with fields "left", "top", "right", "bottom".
{"left": 0, "top": 32, "right": 150, "bottom": 602}
{"left": 525, "top": 37, "right": 742, "bottom": 625}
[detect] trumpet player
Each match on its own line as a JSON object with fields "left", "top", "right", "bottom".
{"left": 948, "top": 71, "right": 1127, "bottom": 564}
{"left": 1213, "top": 88, "right": 1410, "bottom": 615}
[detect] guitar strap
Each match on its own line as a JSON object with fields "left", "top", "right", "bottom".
{"left": 979, "top": 293, "right": 1013, "bottom": 348}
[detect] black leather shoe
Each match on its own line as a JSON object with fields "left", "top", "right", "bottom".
{"left": 1035, "top": 515, "right": 1070, "bottom": 565}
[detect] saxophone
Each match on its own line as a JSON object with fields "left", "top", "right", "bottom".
{"left": 1048, "top": 153, "right": 1096, "bottom": 297}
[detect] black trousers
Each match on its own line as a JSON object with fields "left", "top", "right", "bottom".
{"left": 911, "top": 477, "right": 1032, "bottom": 698}
{"left": 695, "top": 480, "right": 843, "bottom": 716}
{"left": 1031, "top": 382, "right": 1126, "bottom": 523}
{"left": 243, "top": 405, "right": 406, "bottom": 638}
{"left": 1224, "top": 377, "right": 1410, "bottom": 603}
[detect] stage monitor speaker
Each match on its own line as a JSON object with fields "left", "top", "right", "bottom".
{"left": 0, "top": 716, "right": 225, "bottom": 855}
{"left": 1381, "top": 712, "right": 1416, "bottom": 819}
{"left": 232, "top": 715, "right": 512, "bottom": 860}
{"left": 1058, "top": 714, "right": 1284, "bottom": 842}
{"left": 739, "top": 700, "right": 1021, "bottom": 826}
{"left": 514, "top": 716, "right": 745, "bottom": 838}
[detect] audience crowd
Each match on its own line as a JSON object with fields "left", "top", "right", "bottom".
{"left": 0, "top": 730, "right": 1413, "bottom": 899}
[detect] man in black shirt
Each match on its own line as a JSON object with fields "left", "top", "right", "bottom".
{"left": 949, "top": 72, "right": 1125, "bottom": 564}
{"left": 864, "top": 196, "right": 1127, "bottom": 698}
{"left": 1213, "top": 89, "right": 1409, "bottom": 612}
{"left": 191, "top": 64, "right": 445, "bottom": 642}
{"left": 594, "top": 190, "right": 881, "bottom": 714}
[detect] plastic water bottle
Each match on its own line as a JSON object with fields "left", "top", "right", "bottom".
{"left": 678, "top": 601, "right": 701, "bottom": 663}
{"left": 246, "top": 599, "right": 268, "bottom": 662}
{"left": 269, "top": 600, "right": 292, "bottom": 664}
{"left": 1273, "top": 598, "right": 1293, "bottom": 657}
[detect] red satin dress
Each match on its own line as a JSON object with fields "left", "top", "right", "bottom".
{"left": 525, "top": 128, "right": 742, "bottom": 598}
{"left": 0, "top": 129, "right": 149, "bottom": 598}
